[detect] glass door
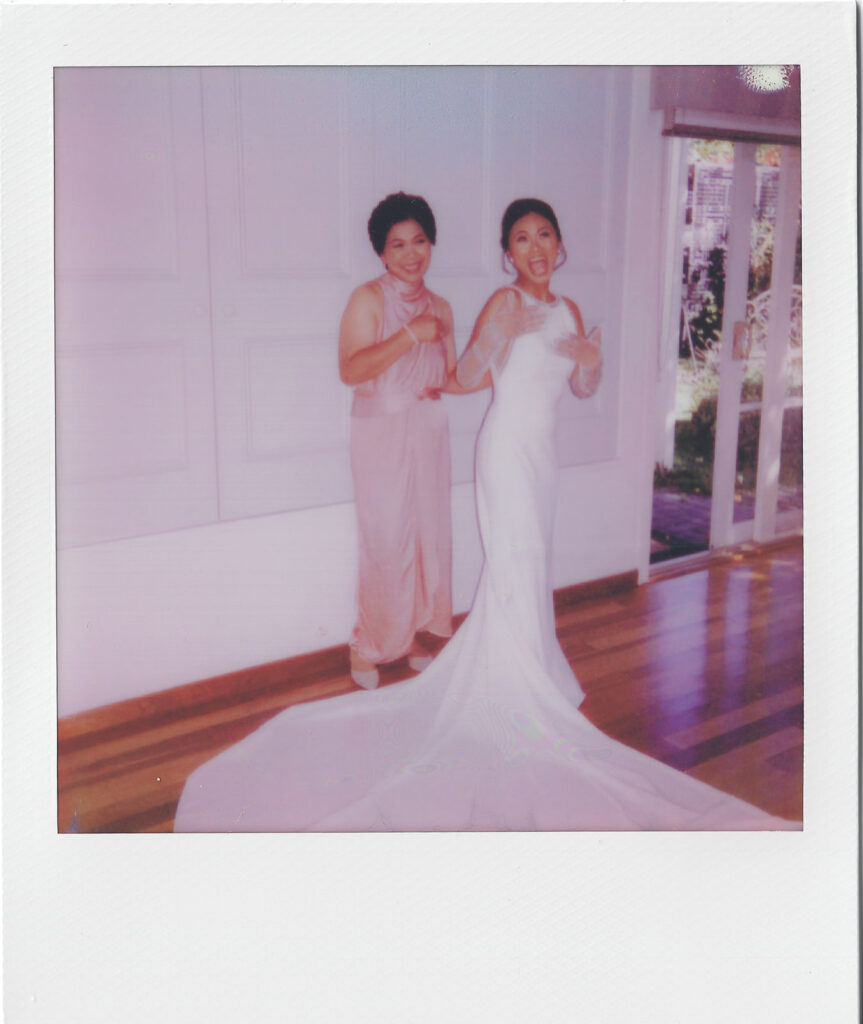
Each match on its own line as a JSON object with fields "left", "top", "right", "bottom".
{"left": 651, "top": 138, "right": 802, "bottom": 563}
{"left": 772, "top": 202, "right": 803, "bottom": 536}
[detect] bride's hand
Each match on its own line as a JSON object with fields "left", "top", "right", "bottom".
{"left": 554, "top": 326, "right": 602, "bottom": 368}
{"left": 494, "top": 304, "right": 546, "bottom": 340}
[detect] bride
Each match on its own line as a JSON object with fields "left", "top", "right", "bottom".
{"left": 174, "top": 198, "right": 797, "bottom": 832}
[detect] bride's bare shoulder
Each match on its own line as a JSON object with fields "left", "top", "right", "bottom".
{"left": 561, "top": 296, "right": 585, "bottom": 333}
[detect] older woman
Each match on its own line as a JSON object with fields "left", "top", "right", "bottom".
{"left": 339, "top": 192, "right": 456, "bottom": 689}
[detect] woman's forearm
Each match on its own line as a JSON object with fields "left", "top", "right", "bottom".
{"left": 340, "top": 327, "right": 416, "bottom": 386}
{"left": 441, "top": 366, "right": 491, "bottom": 393}
{"left": 569, "top": 358, "right": 602, "bottom": 398}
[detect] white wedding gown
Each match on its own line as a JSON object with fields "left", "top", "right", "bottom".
{"left": 174, "top": 293, "right": 796, "bottom": 832}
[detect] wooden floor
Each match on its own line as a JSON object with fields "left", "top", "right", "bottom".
{"left": 57, "top": 540, "right": 803, "bottom": 832}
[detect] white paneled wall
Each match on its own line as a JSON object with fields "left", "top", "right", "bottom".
{"left": 55, "top": 68, "right": 218, "bottom": 548}
{"left": 55, "top": 66, "right": 664, "bottom": 715}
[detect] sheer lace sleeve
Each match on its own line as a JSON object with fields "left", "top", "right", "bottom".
{"left": 563, "top": 325, "right": 602, "bottom": 398}
{"left": 456, "top": 289, "right": 546, "bottom": 389}
{"left": 456, "top": 291, "right": 515, "bottom": 389}
{"left": 570, "top": 357, "right": 603, "bottom": 398}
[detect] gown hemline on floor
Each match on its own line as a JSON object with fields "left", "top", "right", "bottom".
{"left": 174, "top": 290, "right": 801, "bottom": 834}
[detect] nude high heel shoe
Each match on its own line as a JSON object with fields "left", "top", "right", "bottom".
{"left": 350, "top": 651, "right": 380, "bottom": 690}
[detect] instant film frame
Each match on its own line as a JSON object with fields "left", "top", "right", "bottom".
{"left": 2, "top": 3, "right": 858, "bottom": 1021}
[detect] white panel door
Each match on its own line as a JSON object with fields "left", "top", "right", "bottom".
{"left": 55, "top": 68, "right": 218, "bottom": 548}
{"left": 201, "top": 67, "right": 378, "bottom": 519}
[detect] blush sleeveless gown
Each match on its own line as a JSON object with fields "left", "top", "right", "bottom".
{"left": 174, "top": 290, "right": 797, "bottom": 832}
{"left": 350, "top": 272, "right": 453, "bottom": 665}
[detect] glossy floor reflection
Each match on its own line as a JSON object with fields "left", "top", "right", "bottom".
{"left": 57, "top": 540, "right": 803, "bottom": 831}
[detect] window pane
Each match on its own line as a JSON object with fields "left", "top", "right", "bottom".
{"left": 779, "top": 406, "right": 803, "bottom": 513}
{"left": 651, "top": 139, "right": 734, "bottom": 563}
{"left": 786, "top": 205, "right": 803, "bottom": 398}
{"left": 733, "top": 409, "right": 760, "bottom": 523}
{"left": 742, "top": 146, "right": 782, "bottom": 403}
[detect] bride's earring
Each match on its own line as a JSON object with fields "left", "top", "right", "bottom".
{"left": 502, "top": 251, "right": 516, "bottom": 275}
{"left": 554, "top": 243, "right": 568, "bottom": 271}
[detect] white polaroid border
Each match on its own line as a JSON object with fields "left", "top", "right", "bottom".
{"left": 1, "top": 3, "right": 858, "bottom": 1021}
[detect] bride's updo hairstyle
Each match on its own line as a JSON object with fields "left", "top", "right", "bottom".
{"left": 500, "top": 197, "right": 563, "bottom": 250}
{"left": 368, "top": 192, "right": 437, "bottom": 255}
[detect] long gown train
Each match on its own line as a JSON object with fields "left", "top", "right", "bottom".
{"left": 174, "top": 292, "right": 798, "bottom": 832}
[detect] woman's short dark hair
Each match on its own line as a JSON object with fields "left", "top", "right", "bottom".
{"left": 500, "top": 198, "right": 562, "bottom": 251}
{"left": 368, "top": 192, "right": 437, "bottom": 255}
